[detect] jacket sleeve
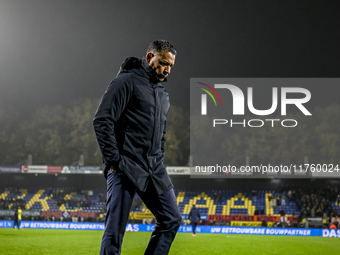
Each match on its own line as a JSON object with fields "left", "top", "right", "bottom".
{"left": 93, "top": 74, "right": 133, "bottom": 170}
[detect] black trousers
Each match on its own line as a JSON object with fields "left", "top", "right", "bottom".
{"left": 100, "top": 169, "right": 182, "bottom": 255}
{"left": 191, "top": 222, "right": 198, "bottom": 234}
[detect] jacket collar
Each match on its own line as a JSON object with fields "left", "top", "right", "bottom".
{"left": 141, "top": 57, "right": 167, "bottom": 83}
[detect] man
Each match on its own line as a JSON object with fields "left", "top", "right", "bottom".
{"left": 13, "top": 208, "right": 18, "bottom": 229}
{"left": 17, "top": 206, "right": 22, "bottom": 229}
{"left": 93, "top": 40, "right": 182, "bottom": 255}
{"left": 13, "top": 206, "right": 22, "bottom": 229}
{"left": 277, "top": 209, "right": 289, "bottom": 228}
{"left": 188, "top": 205, "right": 200, "bottom": 236}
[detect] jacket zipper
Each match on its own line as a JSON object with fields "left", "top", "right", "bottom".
{"left": 147, "top": 85, "right": 158, "bottom": 173}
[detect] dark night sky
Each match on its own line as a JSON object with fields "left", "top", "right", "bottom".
{"left": 0, "top": 0, "right": 339, "bottom": 117}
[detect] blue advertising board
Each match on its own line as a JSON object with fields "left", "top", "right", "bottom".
{"left": 0, "top": 165, "right": 21, "bottom": 173}
{"left": 1, "top": 221, "right": 339, "bottom": 237}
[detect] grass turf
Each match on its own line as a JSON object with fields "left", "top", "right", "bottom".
{"left": 1, "top": 228, "right": 340, "bottom": 254}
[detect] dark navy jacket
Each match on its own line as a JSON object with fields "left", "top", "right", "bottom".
{"left": 188, "top": 207, "right": 201, "bottom": 223}
{"left": 93, "top": 57, "right": 173, "bottom": 195}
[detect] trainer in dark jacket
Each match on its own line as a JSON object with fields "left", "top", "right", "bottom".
{"left": 94, "top": 40, "right": 181, "bottom": 255}
{"left": 93, "top": 56, "right": 173, "bottom": 195}
{"left": 188, "top": 205, "right": 201, "bottom": 236}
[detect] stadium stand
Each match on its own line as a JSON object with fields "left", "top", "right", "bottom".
{"left": 1, "top": 187, "right": 339, "bottom": 226}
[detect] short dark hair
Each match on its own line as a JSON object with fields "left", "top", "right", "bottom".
{"left": 147, "top": 39, "right": 177, "bottom": 56}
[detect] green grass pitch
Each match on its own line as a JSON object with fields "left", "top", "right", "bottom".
{"left": 1, "top": 228, "right": 340, "bottom": 254}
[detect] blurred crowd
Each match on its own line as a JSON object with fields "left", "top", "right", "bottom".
{"left": 0, "top": 188, "right": 25, "bottom": 210}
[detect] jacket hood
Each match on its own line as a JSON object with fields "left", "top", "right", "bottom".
{"left": 116, "top": 57, "right": 167, "bottom": 83}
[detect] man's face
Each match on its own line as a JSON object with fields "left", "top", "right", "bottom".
{"left": 146, "top": 51, "right": 175, "bottom": 82}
